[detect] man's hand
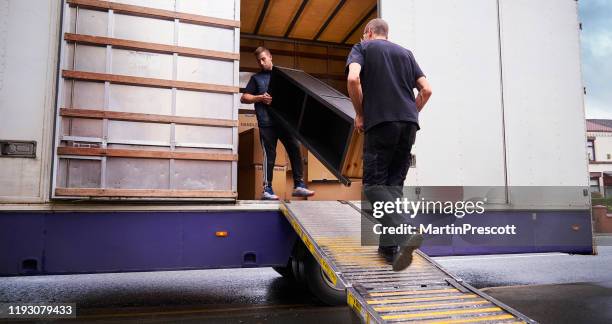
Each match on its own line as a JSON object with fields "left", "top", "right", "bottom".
{"left": 240, "top": 92, "right": 273, "bottom": 105}
{"left": 354, "top": 114, "right": 364, "bottom": 133}
{"left": 261, "top": 92, "right": 272, "bottom": 105}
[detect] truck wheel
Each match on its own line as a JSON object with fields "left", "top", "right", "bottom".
{"left": 302, "top": 249, "right": 346, "bottom": 306}
{"left": 272, "top": 261, "right": 295, "bottom": 281}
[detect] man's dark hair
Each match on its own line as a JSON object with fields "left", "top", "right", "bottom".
{"left": 364, "top": 18, "right": 389, "bottom": 38}
{"left": 254, "top": 46, "right": 271, "bottom": 57}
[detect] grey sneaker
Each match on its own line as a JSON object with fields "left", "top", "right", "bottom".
{"left": 392, "top": 234, "right": 424, "bottom": 271}
{"left": 262, "top": 187, "right": 279, "bottom": 200}
{"left": 292, "top": 184, "right": 315, "bottom": 197}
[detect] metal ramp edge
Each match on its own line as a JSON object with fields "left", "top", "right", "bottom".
{"left": 280, "top": 201, "right": 537, "bottom": 324}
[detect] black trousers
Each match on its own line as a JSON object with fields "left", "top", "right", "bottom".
{"left": 362, "top": 121, "right": 418, "bottom": 247}
{"left": 259, "top": 125, "right": 304, "bottom": 188}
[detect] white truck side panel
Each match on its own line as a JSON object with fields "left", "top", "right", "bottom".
{"left": 381, "top": 0, "right": 507, "bottom": 186}
{"left": 0, "top": 0, "right": 61, "bottom": 203}
{"left": 500, "top": 0, "right": 589, "bottom": 187}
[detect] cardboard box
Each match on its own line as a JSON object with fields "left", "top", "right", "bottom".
{"left": 238, "top": 113, "right": 258, "bottom": 134}
{"left": 307, "top": 151, "right": 338, "bottom": 181}
{"left": 238, "top": 164, "right": 287, "bottom": 200}
{"left": 238, "top": 127, "right": 287, "bottom": 167}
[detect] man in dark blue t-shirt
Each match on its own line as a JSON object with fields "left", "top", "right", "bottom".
{"left": 346, "top": 18, "right": 432, "bottom": 271}
{"left": 241, "top": 47, "right": 314, "bottom": 200}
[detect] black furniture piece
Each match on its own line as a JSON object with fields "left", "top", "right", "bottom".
{"left": 268, "top": 66, "right": 362, "bottom": 185}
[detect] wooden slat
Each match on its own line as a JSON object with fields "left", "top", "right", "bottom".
{"left": 342, "top": 130, "right": 363, "bottom": 178}
{"left": 57, "top": 147, "right": 237, "bottom": 161}
{"left": 341, "top": 5, "right": 377, "bottom": 44}
{"left": 55, "top": 188, "right": 237, "bottom": 198}
{"left": 62, "top": 70, "right": 239, "bottom": 94}
{"left": 67, "top": 0, "right": 240, "bottom": 29}
{"left": 65, "top": 33, "right": 239, "bottom": 61}
{"left": 253, "top": 0, "right": 271, "bottom": 34}
{"left": 319, "top": 0, "right": 375, "bottom": 42}
{"left": 284, "top": 0, "right": 309, "bottom": 37}
{"left": 241, "top": 0, "right": 265, "bottom": 33}
{"left": 258, "top": 0, "right": 303, "bottom": 37}
{"left": 288, "top": 0, "right": 340, "bottom": 39}
{"left": 60, "top": 108, "right": 238, "bottom": 127}
{"left": 314, "top": 0, "right": 347, "bottom": 40}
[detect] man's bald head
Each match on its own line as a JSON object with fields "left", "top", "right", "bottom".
{"left": 364, "top": 18, "right": 389, "bottom": 39}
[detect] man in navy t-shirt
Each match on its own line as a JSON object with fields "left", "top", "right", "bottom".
{"left": 346, "top": 18, "right": 432, "bottom": 271}
{"left": 241, "top": 47, "right": 314, "bottom": 200}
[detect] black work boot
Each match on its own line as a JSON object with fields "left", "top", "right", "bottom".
{"left": 392, "top": 234, "right": 424, "bottom": 271}
{"left": 378, "top": 246, "right": 399, "bottom": 264}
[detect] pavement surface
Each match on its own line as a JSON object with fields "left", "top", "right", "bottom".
{"left": 0, "top": 239, "right": 610, "bottom": 323}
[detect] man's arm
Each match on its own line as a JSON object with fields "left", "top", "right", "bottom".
{"left": 347, "top": 62, "right": 364, "bottom": 132}
{"left": 241, "top": 93, "right": 272, "bottom": 105}
{"left": 415, "top": 76, "right": 432, "bottom": 112}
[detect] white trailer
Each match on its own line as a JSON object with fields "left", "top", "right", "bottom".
{"left": 0, "top": 0, "right": 593, "bottom": 305}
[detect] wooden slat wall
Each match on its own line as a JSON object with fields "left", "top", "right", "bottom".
{"left": 55, "top": 0, "right": 241, "bottom": 199}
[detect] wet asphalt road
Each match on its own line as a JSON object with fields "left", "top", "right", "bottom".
{"left": 1, "top": 243, "right": 611, "bottom": 323}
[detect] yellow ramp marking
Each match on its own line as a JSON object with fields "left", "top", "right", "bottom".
{"left": 368, "top": 294, "right": 478, "bottom": 305}
{"left": 424, "top": 314, "right": 516, "bottom": 323}
{"left": 381, "top": 307, "right": 502, "bottom": 320}
{"left": 374, "top": 300, "right": 490, "bottom": 312}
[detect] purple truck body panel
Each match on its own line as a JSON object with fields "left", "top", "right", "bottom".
{"left": 0, "top": 209, "right": 593, "bottom": 276}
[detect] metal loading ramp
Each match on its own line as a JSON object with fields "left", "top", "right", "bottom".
{"left": 280, "top": 201, "right": 535, "bottom": 324}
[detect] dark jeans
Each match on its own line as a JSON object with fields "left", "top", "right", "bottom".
{"left": 363, "top": 121, "right": 418, "bottom": 247}
{"left": 259, "top": 125, "right": 304, "bottom": 188}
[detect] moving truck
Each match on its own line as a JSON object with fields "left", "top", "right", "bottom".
{"left": 0, "top": 0, "right": 593, "bottom": 304}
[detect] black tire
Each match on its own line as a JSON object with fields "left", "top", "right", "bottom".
{"left": 302, "top": 249, "right": 347, "bottom": 306}
{"left": 272, "top": 262, "right": 295, "bottom": 281}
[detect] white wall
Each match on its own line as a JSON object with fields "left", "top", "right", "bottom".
{"left": 590, "top": 132, "right": 612, "bottom": 163}
{"left": 0, "top": 0, "right": 61, "bottom": 203}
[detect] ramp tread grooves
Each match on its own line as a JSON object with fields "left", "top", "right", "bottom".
{"left": 359, "top": 281, "right": 452, "bottom": 289}
{"left": 351, "top": 277, "right": 448, "bottom": 284}
{"left": 369, "top": 288, "right": 460, "bottom": 297}
{"left": 339, "top": 266, "right": 439, "bottom": 272}
{"left": 343, "top": 269, "right": 443, "bottom": 276}
{"left": 381, "top": 307, "right": 504, "bottom": 320}
{"left": 366, "top": 293, "right": 469, "bottom": 302}
{"left": 373, "top": 300, "right": 493, "bottom": 312}
{"left": 390, "top": 314, "right": 517, "bottom": 324}
{"left": 345, "top": 273, "right": 450, "bottom": 280}
{"left": 403, "top": 314, "right": 519, "bottom": 324}
{"left": 367, "top": 294, "right": 479, "bottom": 305}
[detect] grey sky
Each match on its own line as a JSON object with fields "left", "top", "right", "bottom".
{"left": 579, "top": 0, "right": 612, "bottom": 119}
